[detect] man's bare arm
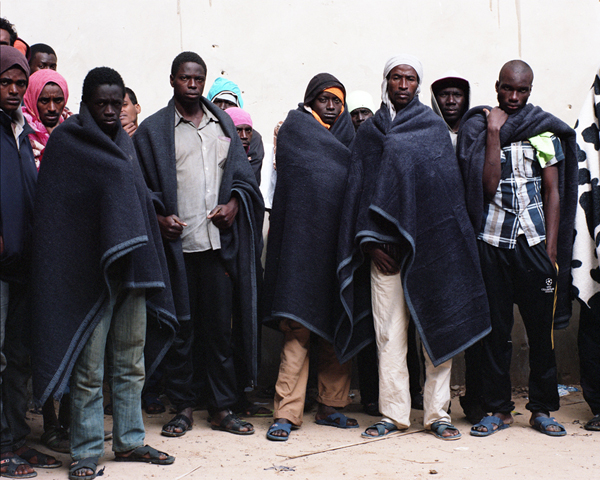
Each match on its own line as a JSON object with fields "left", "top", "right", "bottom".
{"left": 541, "top": 164, "right": 560, "bottom": 267}
{"left": 482, "top": 107, "right": 509, "bottom": 201}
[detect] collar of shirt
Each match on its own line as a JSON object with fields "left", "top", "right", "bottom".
{"left": 174, "top": 103, "right": 219, "bottom": 130}
{"left": 4, "top": 107, "right": 26, "bottom": 147}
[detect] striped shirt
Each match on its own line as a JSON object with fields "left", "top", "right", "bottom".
{"left": 478, "top": 136, "right": 563, "bottom": 249}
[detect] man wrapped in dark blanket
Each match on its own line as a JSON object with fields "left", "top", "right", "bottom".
{"left": 263, "top": 73, "right": 358, "bottom": 441}
{"left": 31, "top": 67, "right": 176, "bottom": 470}
{"left": 337, "top": 55, "right": 490, "bottom": 439}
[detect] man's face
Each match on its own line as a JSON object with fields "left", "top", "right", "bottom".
{"left": 120, "top": 93, "right": 140, "bottom": 126}
{"left": 214, "top": 98, "right": 237, "bottom": 110}
{"left": 170, "top": 62, "right": 206, "bottom": 106}
{"left": 29, "top": 52, "right": 57, "bottom": 73}
{"left": 236, "top": 124, "right": 253, "bottom": 151}
{"left": 350, "top": 108, "right": 373, "bottom": 130}
{"left": 311, "top": 91, "right": 343, "bottom": 125}
{"left": 495, "top": 68, "right": 532, "bottom": 115}
{"left": 0, "top": 29, "right": 11, "bottom": 46}
{"left": 435, "top": 86, "right": 467, "bottom": 126}
{"left": 37, "top": 82, "right": 65, "bottom": 128}
{"left": 0, "top": 67, "right": 27, "bottom": 115}
{"left": 387, "top": 65, "right": 419, "bottom": 111}
{"left": 86, "top": 84, "right": 124, "bottom": 136}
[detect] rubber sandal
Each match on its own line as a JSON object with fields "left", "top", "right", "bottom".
{"left": 532, "top": 416, "right": 567, "bottom": 436}
{"left": 210, "top": 412, "right": 254, "bottom": 435}
{"left": 266, "top": 422, "right": 292, "bottom": 441}
{"left": 237, "top": 404, "right": 274, "bottom": 418}
{"left": 361, "top": 421, "right": 398, "bottom": 438}
{"left": 69, "top": 457, "right": 99, "bottom": 480}
{"left": 316, "top": 411, "right": 359, "bottom": 429}
{"left": 161, "top": 413, "right": 193, "bottom": 437}
{"left": 41, "top": 426, "right": 70, "bottom": 453}
{"left": 470, "top": 415, "right": 510, "bottom": 437}
{"left": 1, "top": 453, "right": 37, "bottom": 479}
{"left": 430, "top": 420, "right": 461, "bottom": 440}
{"left": 114, "top": 445, "right": 174, "bottom": 464}
{"left": 142, "top": 393, "right": 166, "bottom": 415}
{"left": 584, "top": 414, "right": 600, "bottom": 431}
{"left": 17, "top": 447, "right": 62, "bottom": 468}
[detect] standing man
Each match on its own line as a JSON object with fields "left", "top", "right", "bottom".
{"left": 346, "top": 90, "right": 375, "bottom": 131}
{"left": 570, "top": 66, "right": 600, "bottom": 433}
{"left": 431, "top": 72, "right": 470, "bottom": 149}
{"left": 134, "top": 52, "right": 264, "bottom": 437}
{"left": 31, "top": 66, "right": 177, "bottom": 479}
{"left": 1, "top": 44, "right": 62, "bottom": 480}
{"left": 337, "top": 55, "right": 490, "bottom": 440}
{"left": 457, "top": 60, "right": 577, "bottom": 437}
{"left": 28, "top": 44, "right": 58, "bottom": 74}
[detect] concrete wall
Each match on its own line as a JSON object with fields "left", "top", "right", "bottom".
{"left": 4, "top": 0, "right": 597, "bottom": 387}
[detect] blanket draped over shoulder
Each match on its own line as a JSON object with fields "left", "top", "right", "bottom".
{"left": 31, "top": 104, "right": 178, "bottom": 404}
{"left": 337, "top": 99, "right": 491, "bottom": 366}
{"left": 262, "top": 105, "right": 354, "bottom": 345}
{"left": 134, "top": 97, "right": 264, "bottom": 385}
{"left": 457, "top": 103, "right": 578, "bottom": 328}
{"left": 572, "top": 69, "right": 600, "bottom": 311}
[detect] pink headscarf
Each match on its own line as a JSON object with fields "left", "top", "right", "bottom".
{"left": 225, "top": 107, "right": 253, "bottom": 128}
{"left": 22, "top": 69, "right": 69, "bottom": 146}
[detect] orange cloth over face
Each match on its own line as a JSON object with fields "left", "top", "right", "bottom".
{"left": 310, "top": 87, "right": 345, "bottom": 129}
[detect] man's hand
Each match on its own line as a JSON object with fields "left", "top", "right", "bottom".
{"left": 484, "top": 107, "right": 509, "bottom": 132}
{"left": 122, "top": 122, "right": 137, "bottom": 137}
{"left": 157, "top": 214, "right": 187, "bottom": 241}
{"left": 208, "top": 197, "right": 239, "bottom": 230}
{"left": 364, "top": 243, "right": 400, "bottom": 275}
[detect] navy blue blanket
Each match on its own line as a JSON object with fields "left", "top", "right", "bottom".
{"left": 262, "top": 105, "right": 354, "bottom": 343}
{"left": 31, "top": 104, "right": 177, "bottom": 404}
{"left": 457, "top": 103, "right": 578, "bottom": 328}
{"left": 337, "top": 99, "right": 491, "bottom": 366}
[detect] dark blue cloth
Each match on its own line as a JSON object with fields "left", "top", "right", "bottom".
{"left": 262, "top": 105, "right": 354, "bottom": 344}
{"left": 337, "top": 98, "right": 491, "bottom": 366}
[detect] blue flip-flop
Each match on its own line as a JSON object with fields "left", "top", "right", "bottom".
{"left": 266, "top": 422, "right": 292, "bottom": 441}
{"left": 532, "top": 416, "right": 566, "bottom": 437}
{"left": 316, "top": 411, "right": 359, "bottom": 429}
{"left": 470, "top": 415, "right": 510, "bottom": 437}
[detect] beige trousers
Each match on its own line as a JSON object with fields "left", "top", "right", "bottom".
{"left": 371, "top": 263, "right": 452, "bottom": 429}
{"left": 273, "top": 318, "right": 352, "bottom": 426}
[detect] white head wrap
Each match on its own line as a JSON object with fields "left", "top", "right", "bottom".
{"left": 346, "top": 90, "right": 376, "bottom": 114}
{"left": 381, "top": 54, "right": 423, "bottom": 118}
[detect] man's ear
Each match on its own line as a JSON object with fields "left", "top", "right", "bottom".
{"left": 135, "top": 104, "right": 141, "bottom": 115}
{"left": 495, "top": 80, "right": 499, "bottom": 93}
{"left": 169, "top": 74, "right": 174, "bottom": 88}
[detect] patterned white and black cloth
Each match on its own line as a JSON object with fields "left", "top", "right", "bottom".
{"left": 572, "top": 68, "right": 600, "bottom": 307}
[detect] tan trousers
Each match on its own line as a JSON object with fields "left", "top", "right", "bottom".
{"left": 273, "top": 318, "right": 352, "bottom": 426}
{"left": 371, "top": 263, "right": 452, "bottom": 430}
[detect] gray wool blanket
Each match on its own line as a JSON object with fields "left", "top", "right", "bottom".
{"left": 337, "top": 98, "right": 491, "bottom": 366}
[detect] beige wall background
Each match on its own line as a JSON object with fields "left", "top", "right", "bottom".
{"left": 3, "top": 0, "right": 600, "bottom": 135}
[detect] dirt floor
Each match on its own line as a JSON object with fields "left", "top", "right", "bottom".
{"left": 27, "top": 388, "right": 598, "bottom": 480}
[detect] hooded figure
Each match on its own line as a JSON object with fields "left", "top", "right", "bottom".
{"left": 430, "top": 71, "right": 470, "bottom": 150}
{"left": 263, "top": 73, "right": 358, "bottom": 441}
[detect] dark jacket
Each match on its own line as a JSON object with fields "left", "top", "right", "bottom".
{"left": 0, "top": 109, "right": 37, "bottom": 283}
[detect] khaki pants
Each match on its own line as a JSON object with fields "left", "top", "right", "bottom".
{"left": 371, "top": 263, "right": 452, "bottom": 430}
{"left": 273, "top": 319, "right": 351, "bottom": 426}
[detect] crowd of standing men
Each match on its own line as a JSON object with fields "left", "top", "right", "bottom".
{"left": 1, "top": 15, "right": 599, "bottom": 480}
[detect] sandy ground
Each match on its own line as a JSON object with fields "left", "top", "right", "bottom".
{"left": 24, "top": 388, "right": 599, "bottom": 480}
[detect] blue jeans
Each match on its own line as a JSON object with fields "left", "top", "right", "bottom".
{"left": 70, "top": 287, "right": 146, "bottom": 460}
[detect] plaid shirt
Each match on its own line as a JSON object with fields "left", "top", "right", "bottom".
{"left": 478, "top": 136, "right": 563, "bottom": 249}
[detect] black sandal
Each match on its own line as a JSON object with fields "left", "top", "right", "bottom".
{"left": 210, "top": 412, "right": 254, "bottom": 435}
{"left": 161, "top": 413, "right": 193, "bottom": 437}
{"left": 1, "top": 453, "right": 37, "bottom": 479}
{"left": 69, "top": 457, "right": 99, "bottom": 480}
{"left": 114, "top": 445, "right": 174, "bottom": 465}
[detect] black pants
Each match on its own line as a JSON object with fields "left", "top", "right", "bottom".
{"left": 578, "top": 300, "right": 600, "bottom": 416}
{"left": 478, "top": 237, "right": 559, "bottom": 414}
{"left": 163, "top": 250, "right": 237, "bottom": 415}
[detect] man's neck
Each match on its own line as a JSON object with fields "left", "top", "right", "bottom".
{"left": 174, "top": 97, "right": 204, "bottom": 127}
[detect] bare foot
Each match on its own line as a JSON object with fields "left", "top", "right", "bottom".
{"left": 473, "top": 412, "right": 513, "bottom": 433}
{"left": 269, "top": 418, "right": 292, "bottom": 438}
{"left": 530, "top": 412, "right": 562, "bottom": 432}
{"left": 162, "top": 407, "right": 193, "bottom": 435}
{"left": 0, "top": 452, "right": 36, "bottom": 477}
{"left": 210, "top": 409, "right": 254, "bottom": 434}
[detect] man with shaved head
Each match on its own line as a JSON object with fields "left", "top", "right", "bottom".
{"left": 457, "top": 60, "right": 578, "bottom": 437}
